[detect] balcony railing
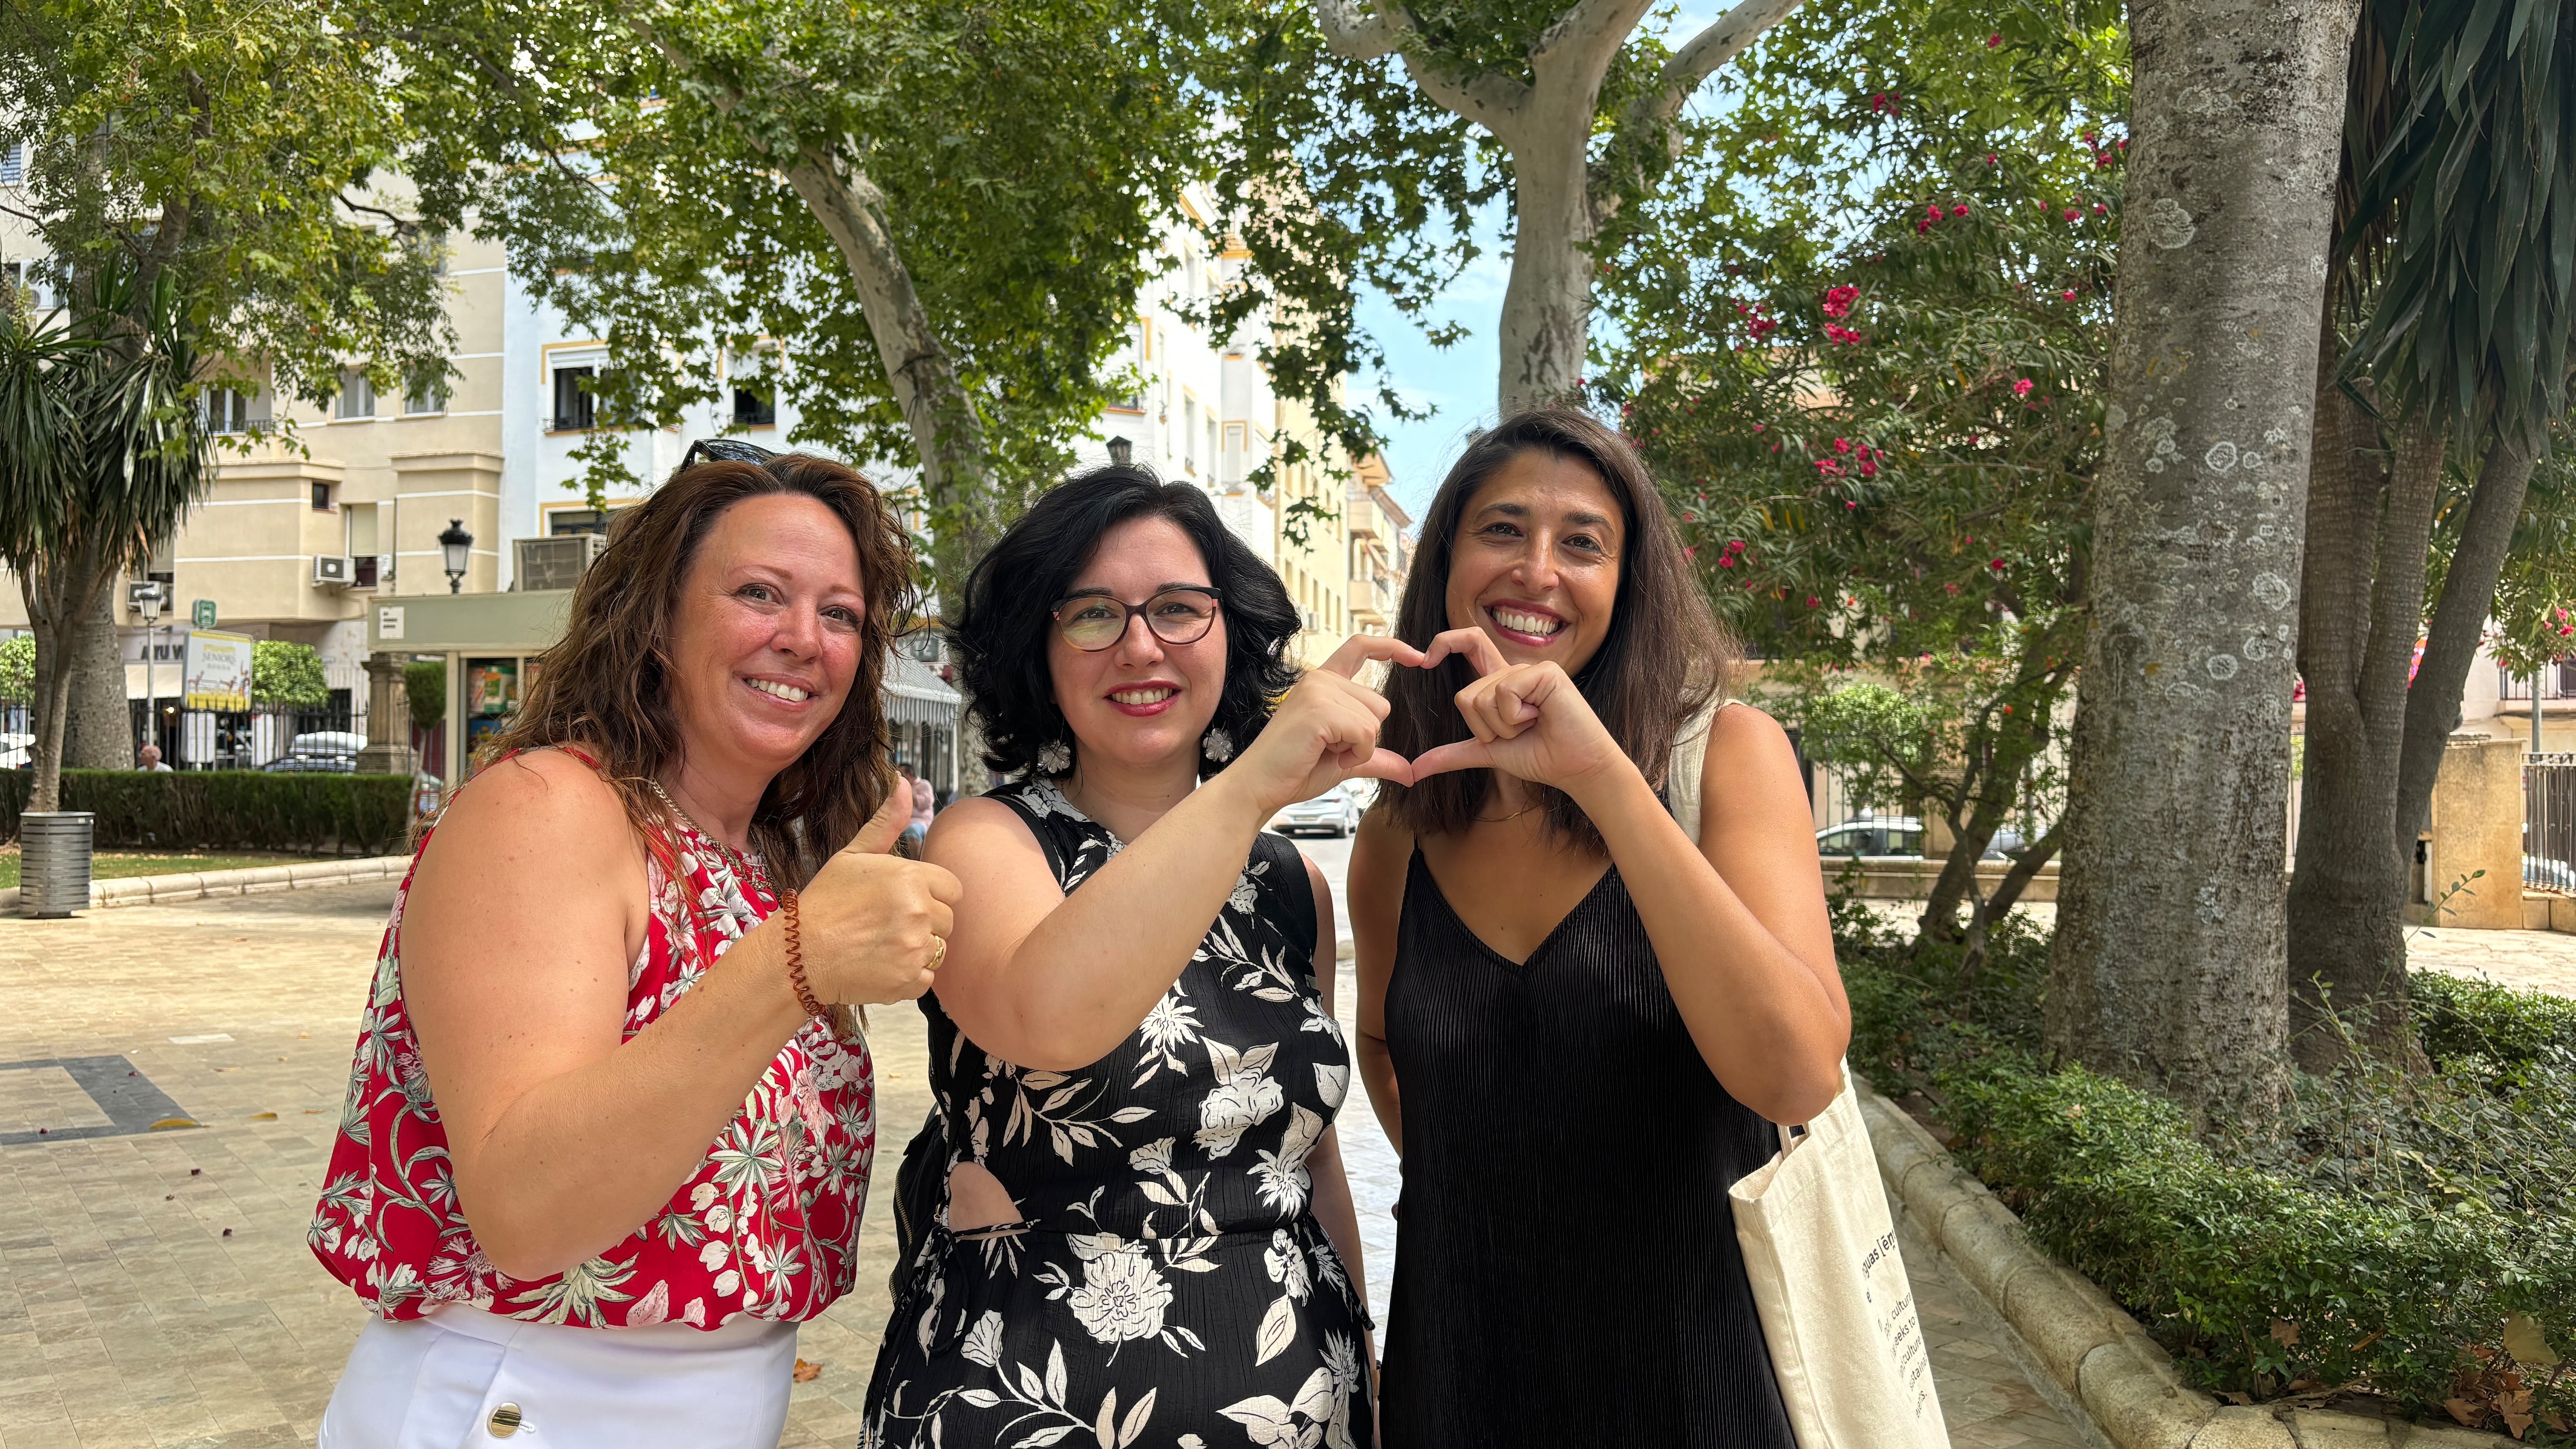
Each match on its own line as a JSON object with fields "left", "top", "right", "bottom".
{"left": 2498, "top": 659, "right": 2576, "bottom": 701}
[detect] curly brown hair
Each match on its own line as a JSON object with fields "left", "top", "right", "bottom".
{"left": 481, "top": 454, "right": 915, "bottom": 885}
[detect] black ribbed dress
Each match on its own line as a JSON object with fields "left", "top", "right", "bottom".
{"left": 1379, "top": 849, "right": 1796, "bottom": 1447}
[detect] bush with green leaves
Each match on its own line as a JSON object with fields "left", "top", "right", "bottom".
{"left": 0, "top": 769, "right": 409, "bottom": 856}
{"left": 1842, "top": 908, "right": 2575, "bottom": 1435}
{"left": 0, "top": 634, "right": 29, "bottom": 703}
{"left": 250, "top": 640, "right": 329, "bottom": 710}
{"left": 403, "top": 660, "right": 445, "bottom": 734}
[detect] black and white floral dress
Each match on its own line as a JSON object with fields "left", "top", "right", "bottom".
{"left": 866, "top": 780, "right": 1374, "bottom": 1449}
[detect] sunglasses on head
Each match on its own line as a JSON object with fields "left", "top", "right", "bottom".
{"left": 681, "top": 437, "right": 780, "bottom": 471}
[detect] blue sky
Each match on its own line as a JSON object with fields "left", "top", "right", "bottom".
{"left": 1346, "top": 6, "right": 1735, "bottom": 520}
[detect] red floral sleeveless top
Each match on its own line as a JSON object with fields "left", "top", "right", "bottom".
{"left": 308, "top": 751, "right": 875, "bottom": 1330}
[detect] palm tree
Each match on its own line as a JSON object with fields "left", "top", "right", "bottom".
{"left": 2288, "top": 0, "right": 2576, "bottom": 1066}
{"left": 0, "top": 261, "right": 214, "bottom": 812}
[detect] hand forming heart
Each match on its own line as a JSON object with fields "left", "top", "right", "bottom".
{"left": 1405, "top": 627, "right": 1624, "bottom": 792}
{"left": 1229, "top": 632, "right": 1431, "bottom": 815}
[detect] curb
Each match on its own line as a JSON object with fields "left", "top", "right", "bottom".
{"left": 4, "top": 854, "right": 413, "bottom": 916}
{"left": 1854, "top": 1073, "right": 2512, "bottom": 1449}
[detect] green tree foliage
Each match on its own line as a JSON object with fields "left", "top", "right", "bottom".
{"left": 0, "top": 637, "right": 30, "bottom": 704}
{"left": 0, "top": 0, "right": 459, "bottom": 417}
{"left": 0, "top": 267, "right": 214, "bottom": 811}
{"left": 367, "top": 0, "right": 1302, "bottom": 579}
{"left": 403, "top": 661, "right": 446, "bottom": 735}
{"left": 250, "top": 641, "right": 329, "bottom": 711}
{"left": 1598, "top": 0, "right": 2123, "bottom": 958}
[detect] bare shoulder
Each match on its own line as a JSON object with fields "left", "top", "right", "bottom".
{"left": 418, "top": 747, "right": 632, "bottom": 872}
{"left": 1705, "top": 702, "right": 1800, "bottom": 776}
{"left": 923, "top": 794, "right": 1049, "bottom": 873}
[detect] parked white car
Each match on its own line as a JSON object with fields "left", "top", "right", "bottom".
{"left": 1269, "top": 779, "right": 1376, "bottom": 838}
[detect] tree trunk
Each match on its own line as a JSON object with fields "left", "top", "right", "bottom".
{"left": 1961, "top": 824, "right": 2064, "bottom": 986}
{"left": 1917, "top": 690, "right": 2061, "bottom": 947}
{"left": 1500, "top": 120, "right": 1598, "bottom": 414}
{"left": 781, "top": 154, "right": 992, "bottom": 587}
{"left": 2286, "top": 377, "right": 2444, "bottom": 1069}
{"left": 2396, "top": 436, "right": 2541, "bottom": 848}
{"left": 64, "top": 591, "right": 132, "bottom": 769}
{"left": 2043, "top": 0, "right": 2360, "bottom": 1124}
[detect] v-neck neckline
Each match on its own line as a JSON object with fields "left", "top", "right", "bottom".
{"left": 1413, "top": 848, "right": 1618, "bottom": 970}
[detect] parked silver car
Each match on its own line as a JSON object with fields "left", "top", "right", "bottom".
{"left": 1269, "top": 779, "right": 1375, "bottom": 838}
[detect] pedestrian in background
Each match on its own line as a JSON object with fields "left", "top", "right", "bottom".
{"left": 309, "top": 445, "right": 959, "bottom": 1449}
{"left": 866, "top": 465, "right": 1397, "bottom": 1448}
{"left": 1348, "top": 407, "right": 1848, "bottom": 1446}
{"left": 900, "top": 760, "right": 934, "bottom": 848}
{"left": 137, "top": 743, "right": 173, "bottom": 772}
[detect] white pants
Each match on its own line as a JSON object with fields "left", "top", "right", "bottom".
{"left": 318, "top": 1305, "right": 799, "bottom": 1449}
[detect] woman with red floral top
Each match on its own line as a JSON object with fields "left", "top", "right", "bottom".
{"left": 311, "top": 442, "right": 959, "bottom": 1449}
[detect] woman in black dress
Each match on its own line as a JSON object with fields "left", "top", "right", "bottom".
{"left": 867, "top": 467, "right": 1413, "bottom": 1448}
{"left": 1349, "top": 407, "right": 1849, "bottom": 1446}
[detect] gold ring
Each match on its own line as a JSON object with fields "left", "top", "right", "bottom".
{"left": 926, "top": 935, "right": 947, "bottom": 972}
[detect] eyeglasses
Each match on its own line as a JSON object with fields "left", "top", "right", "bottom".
{"left": 681, "top": 437, "right": 779, "bottom": 471}
{"left": 1051, "top": 587, "right": 1223, "bottom": 652}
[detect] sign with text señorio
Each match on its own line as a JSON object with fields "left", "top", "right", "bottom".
{"left": 182, "top": 630, "right": 254, "bottom": 710}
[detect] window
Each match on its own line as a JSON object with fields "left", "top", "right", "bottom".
{"left": 404, "top": 378, "right": 447, "bottom": 415}
{"left": 335, "top": 369, "right": 374, "bottom": 421}
{"left": 1183, "top": 397, "right": 1198, "bottom": 469}
{"left": 548, "top": 506, "right": 630, "bottom": 537}
{"left": 311, "top": 481, "right": 335, "bottom": 512}
{"left": 731, "top": 384, "right": 775, "bottom": 427}
{"left": 202, "top": 386, "right": 257, "bottom": 434}
{"left": 347, "top": 504, "right": 381, "bottom": 587}
{"left": 552, "top": 366, "right": 595, "bottom": 431}
{"left": 0, "top": 142, "right": 22, "bottom": 186}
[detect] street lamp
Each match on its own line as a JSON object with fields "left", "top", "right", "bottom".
{"left": 1107, "top": 436, "right": 1133, "bottom": 467}
{"left": 438, "top": 519, "right": 473, "bottom": 594}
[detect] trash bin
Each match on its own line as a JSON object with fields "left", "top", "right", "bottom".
{"left": 20, "top": 811, "right": 95, "bottom": 918}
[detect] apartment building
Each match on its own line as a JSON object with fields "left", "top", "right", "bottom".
{"left": 1345, "top": 455, "right": 1415, "bottom": 637}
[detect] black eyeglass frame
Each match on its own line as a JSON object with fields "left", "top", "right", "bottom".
{"left": 680, "top": 437, "right": 781, "bottom": 471}
{"left": 1049, "top": 586, "right": 1226, "bottom": 652}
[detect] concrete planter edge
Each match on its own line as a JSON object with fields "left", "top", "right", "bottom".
{"left": 1851, "top": 1072, "right": 2514, "bottom": 1449}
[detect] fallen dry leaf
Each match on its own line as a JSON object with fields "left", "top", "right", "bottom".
{"left": 2502, "top": 1313, "right": 2561, "bottom": 1371}
{"left": 792, "top": 1359, "right": 821, "bottom": 1383}
{"left": 2270, "top": 1320, "right": 2300, "bottom": 1348}
{"left": 149, "top": 1118, "right": 199, "bottom": 1130}
{"left": 249, "top": 1112, "right": 277, "bottom": 1121}
{"left": 2446, "top": 1396, "right": 2485, "bottom": 1427}
{"left": 2221, "top": 1391, "right": 2252, "bottom": 1407}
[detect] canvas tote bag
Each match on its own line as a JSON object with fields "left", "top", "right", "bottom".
{"left": 1671, "top": 700, "right": 1951, "bottom": 1449}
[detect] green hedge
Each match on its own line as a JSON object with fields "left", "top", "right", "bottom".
{"left": 1, "top": 770, "right": 413, "bottom": 856}
{"left": 1842, "top": 904, "right": 2575, "bottom": 1437}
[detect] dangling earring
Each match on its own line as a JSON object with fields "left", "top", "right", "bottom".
{"left": 1037, "top": 740, "right": 1072, "bottom": 775}
{"left": 1202, "top": 726, "right": 1234, "bottom": 763}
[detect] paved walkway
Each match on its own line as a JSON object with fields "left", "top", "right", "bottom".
{"left": 2, "top": 872, "right": 2083, "bottom": 1448}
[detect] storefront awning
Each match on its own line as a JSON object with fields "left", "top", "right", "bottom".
{"left": 883, "top": 654, "right": 961, "bottom": 728}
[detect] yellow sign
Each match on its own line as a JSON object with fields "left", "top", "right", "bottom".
{"left": 182, "top": 630, "right": 254, "bottom": 710}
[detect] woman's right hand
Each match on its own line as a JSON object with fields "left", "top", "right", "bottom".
{"left": 1225, "top": 633, "right": 1426, "bottom": 817}
{"left": 794, "top": 792, "right": 963, "bottom": 1005}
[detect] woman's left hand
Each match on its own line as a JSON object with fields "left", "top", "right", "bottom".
{"left": 1408, "top": 627, "right": 1628, "bottom": 794}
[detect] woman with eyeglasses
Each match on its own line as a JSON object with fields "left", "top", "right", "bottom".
{"left": 865, "top": 465, "right": 1409, "bottom": 1448}
{"left": 311, "top": 445, "right": 959, "bottom": 1448}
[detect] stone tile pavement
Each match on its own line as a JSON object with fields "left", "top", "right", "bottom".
{"left": 2, "top": 874, "right": 2086, "bottom": 1448}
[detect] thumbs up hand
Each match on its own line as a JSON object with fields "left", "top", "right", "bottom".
{"left": 792, "top": 788, "right": 962, "bottom": 1005}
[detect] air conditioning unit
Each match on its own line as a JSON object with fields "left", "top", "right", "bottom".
{"left": 312, "top": 554, "right": 354, "bottom": 587}
{"left": 514, "top": 534, "right": 608, "bottom": 592}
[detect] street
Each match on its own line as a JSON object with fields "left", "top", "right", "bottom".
{"left": 0, "top": 853, "right": 2094, "bottom": 1448}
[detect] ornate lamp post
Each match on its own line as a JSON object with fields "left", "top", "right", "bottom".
{"left": 438, "top": 519, "right": 473, "bottom": 594}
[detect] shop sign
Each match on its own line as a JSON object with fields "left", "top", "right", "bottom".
{"left": 182, "top": 630, "right": 255, "bottom": 710}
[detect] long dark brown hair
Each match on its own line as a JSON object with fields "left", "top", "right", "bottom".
{"left": 482, "top": 454, "right": 915, "bottom": 885}
{"left": 1377, "top": 406, "right": 1736, "bottom": 852}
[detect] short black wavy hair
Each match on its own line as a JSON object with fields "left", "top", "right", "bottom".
{"left": 953, "top": 464, "right": 1301, "bottom": 780}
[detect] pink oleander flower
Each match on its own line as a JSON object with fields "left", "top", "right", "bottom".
{"left": 2012, "top": 378, "right": 2035, "bottom": 397}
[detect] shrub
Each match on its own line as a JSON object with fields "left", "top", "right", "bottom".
{"left": 403, "top": 660, "right": 445, "bottom": 734}
{"left": 1841, "top": 910, "right": 2576, "bottom": 1436}
{"left": 0, "top": 635, "right": 30, "bottom": 703}
{"left": 0, "top": 769, "right": 412, "bottom": 856}
{"left": 251, "top": 640, "right": 329, "bottom": 709}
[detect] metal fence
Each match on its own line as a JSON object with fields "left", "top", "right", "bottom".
{"left": 2526, "top": 753, "right": 2576, "bottom": 890}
